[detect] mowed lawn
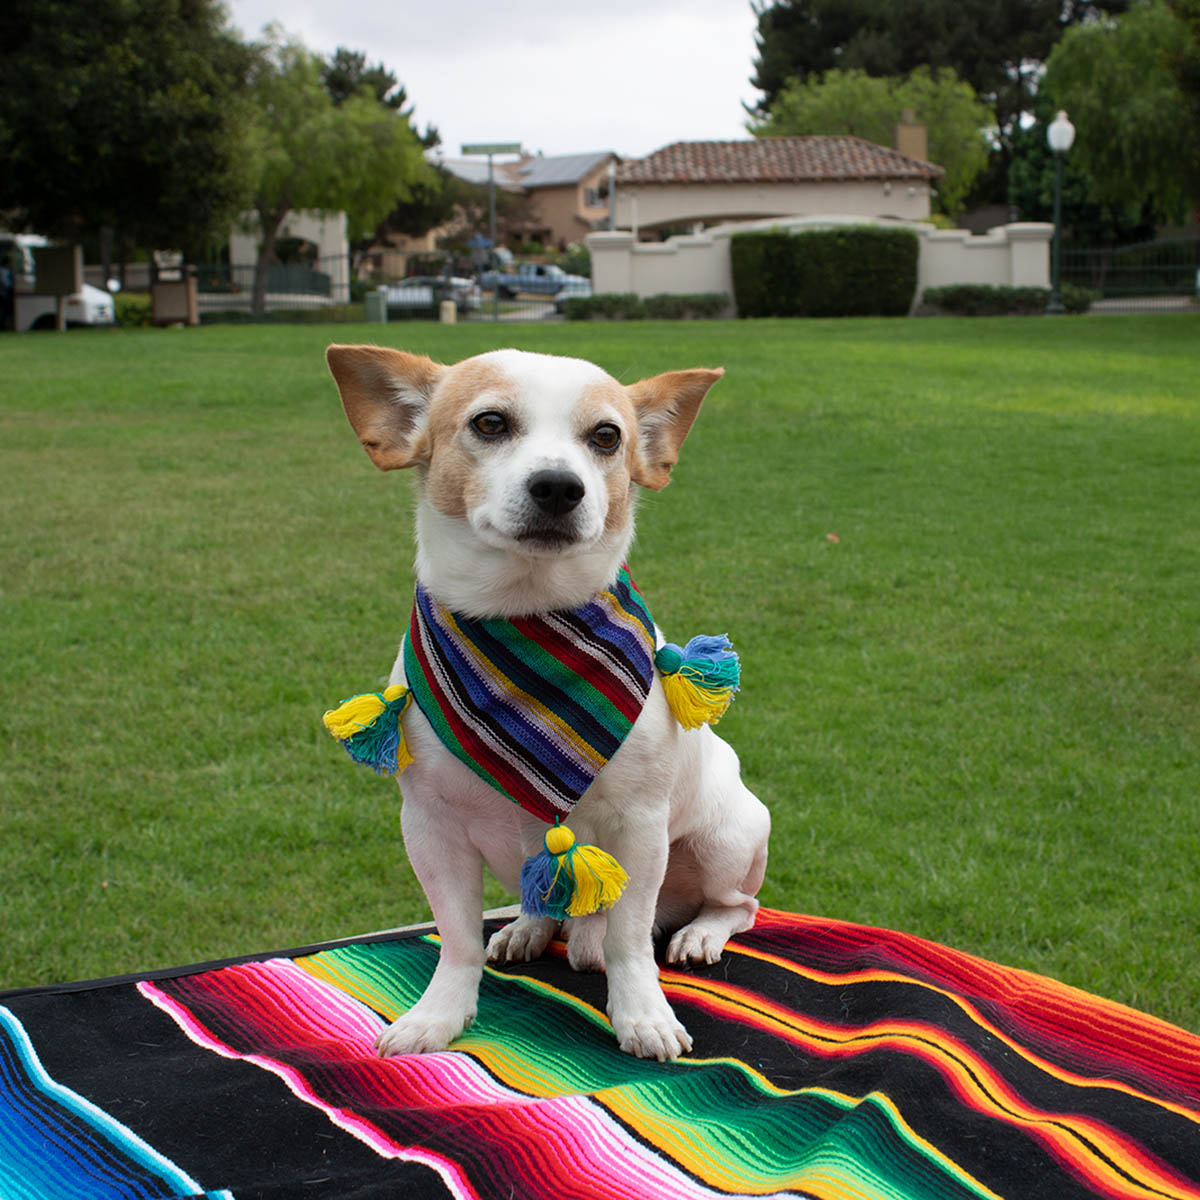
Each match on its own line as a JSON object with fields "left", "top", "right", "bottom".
{"left": 2, "top": 314, "right": 1197, "bottom": 1030}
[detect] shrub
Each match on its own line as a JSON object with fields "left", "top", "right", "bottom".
{"left": 564, "top": 292, "right": 729, "bottom": 320}
{"left": 558, "top": 242, "right": 591, "bottom": 279}
{"left": 1061, "top": 283, "right": 1101, "bottom": 314}
{"left": 563, "top": 293, "right": 645, "bottom": 320}
{"left": 114, "top": 293, "right": 153, "bottom": 328}
{"left": 642, "top": 292, "right": 730, "bottom": 319}
{"left": 730, "top": 226, "right": 919, "bottom": 318}
{"left": 921, "top": 285, "right": 1049, "bottom": 316}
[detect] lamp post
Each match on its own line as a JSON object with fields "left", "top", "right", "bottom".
{"left": 1046, "top": 110, "right": 1076, "bottom": 315}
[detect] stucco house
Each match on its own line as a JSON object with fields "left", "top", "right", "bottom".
{"left": 613, "top": 136, "right": 944, "bottom": 237}
{"left": 366, "top": 150, "right": 618, "bottom": 274}
{"left": 501, "top": 151, "right": 617, "bottom": 249}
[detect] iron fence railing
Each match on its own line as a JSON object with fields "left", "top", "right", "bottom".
{"left": 1062, "top": 236, "right": 1200, "bottom": 312}
{"left": 192, "top": 254, "right": 572, "bottom": 322}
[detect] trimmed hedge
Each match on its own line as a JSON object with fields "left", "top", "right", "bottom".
{"left": 730, "top": 227, "right": 919, "bottom": 318}
{"left": 921, "top": 283, "right": 1100, "bottom": 316}
{"left": 563, "top": 292, "right": 729, "bottom": 320}
{"left": 641, "top": 292, "right": 730, "bottom": 319}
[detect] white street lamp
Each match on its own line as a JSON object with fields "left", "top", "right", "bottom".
{"left": 1046, "top": 111, "right": 1076, "bottom": 314}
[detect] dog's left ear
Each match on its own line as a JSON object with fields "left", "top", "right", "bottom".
{"left": 626, "top": 368, "right": 724, "bottom": 491}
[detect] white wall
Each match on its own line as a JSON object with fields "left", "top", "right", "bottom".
{"left": 229, "top": 210, "right": 351, "bottom": 303}
{"left": 588, "top": 215, "right": 1053, "bottom": 312}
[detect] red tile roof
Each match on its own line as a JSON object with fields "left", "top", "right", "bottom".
{"left": 616, "top": 137, "right": 942, "bottom": 185}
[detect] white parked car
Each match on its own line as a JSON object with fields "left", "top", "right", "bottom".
{"left": 1, "top": 233, "right": 116, "bottom": 331}
{"left": 384, "top": 275, "right": 482, "bottom": 315}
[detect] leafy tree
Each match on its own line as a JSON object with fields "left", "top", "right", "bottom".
{"left": 750, "top": 0, "right": 1128, "bottom": 158}
{"left": 1043, "top": 0, "right": 1197, "bottom": 221}
{"left": 320, "top": 46, "right": 453, "bottom": 265}
{"left": 0, "top": 0, "right": 255, "bottom": 261}
{"left": 244, "top": 32, "right": 426, "bottom": 310}
{"left": 1008, "top": 98, "right": 1156, "bottom": 246}
{"left": 321, "top": 47, "right": 440, "bottom": 148}
{"left": 751, "top": 67, "right": 992, "bottom": 216}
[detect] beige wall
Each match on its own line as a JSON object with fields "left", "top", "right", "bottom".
{"left": 588, "top": 216, "right": 1053, "bottom": 311}
{"left": 614, "top": 178, "right": 933, "bottom": 233}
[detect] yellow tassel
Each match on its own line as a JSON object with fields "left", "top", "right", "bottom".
{"left": 564, "top": 840, "right": 629, "bottom": 917}
{"left": 322, "top": 684, "right": 413, "bottom": 775}
{"left": 520, "top": 825, "right": 628, "bottom": 918}
{"left": 660, "top": 669, "right": 734, "bottom": 731}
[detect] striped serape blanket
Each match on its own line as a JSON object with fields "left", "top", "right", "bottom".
{"left": 2, "top": 907, "right": 1199, "bottom": 1199}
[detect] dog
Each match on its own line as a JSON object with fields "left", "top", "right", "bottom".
{"left": 325, "top": 344, "right": 770, "bottom": 1061}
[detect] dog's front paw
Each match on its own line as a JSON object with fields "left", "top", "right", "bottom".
{"left": 375, "top": 1008, "right": 473, "bottom": 1057}
{"left": 610, "top": 1001, "right": 693, "bottom": 1061}
{"left": 486, "top": 914, "right": 558, "bottom": 963}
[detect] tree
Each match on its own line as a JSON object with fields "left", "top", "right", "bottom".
{"left": 321, "top": 47, "right": 440, "bottom": 148}
{"left": 750, "top": 0, "right": 1128, "bottom": 159}
{"left": 750, "top": 67, "right": 993, "bottom": 216}
{"left": 320, "top": 46, "right": 452, "bottom": 267}
{"left": 1008, "top": 98, "right": 1156, "bottom": 247}
{"left": 0, "top": 0, "right": 255, "bottom": 262}
{"left": 243, "top": 32, "right": 426, "bottom": 310}
{"left": 1043, "top": 0, "right": 1197, "bottom": 222}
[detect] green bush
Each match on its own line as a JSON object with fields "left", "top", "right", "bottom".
{"left": 114, "top": 293, "right": 153, "bottom": 328}
{"left": 1060, "top": 283, "right": 1102, "bottom": 314}
{"left": 730, "top": 226, "right": 919, "bottom": 318}
{"left": 642, "top": 292, "right": 730, "bottom": 319}
{"left": 921, "top": 285, "right": 1049, "bottom": 316}
{"left": 564, "top": 292, "right": 729, "bottom": 320}
{"left": 562, "top": 293, "right": 645, "bottom": 320}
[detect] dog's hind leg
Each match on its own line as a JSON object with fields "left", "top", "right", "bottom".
{"left": 666, "top": 780, "right": 770, "bottom": 967}
{"left": 486, "top": 913, "right": 558, "bottom": 963}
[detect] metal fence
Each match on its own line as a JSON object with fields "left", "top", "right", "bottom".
{"left": 1062, "top": 236, "right": 1200, "bottom": 314}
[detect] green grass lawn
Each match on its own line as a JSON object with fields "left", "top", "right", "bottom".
{"left": 2, "top": 314, "right": 1198, "bottom": 1031}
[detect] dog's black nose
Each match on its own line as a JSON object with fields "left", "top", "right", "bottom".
{"left": 527, "top": 469, "right": 585, "bottom": 516}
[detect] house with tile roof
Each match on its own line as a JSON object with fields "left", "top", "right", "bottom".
{"left": 497, "top": 151, "right": 617, "bottom": 249}
{"left": 613, "top": 137, "right": 943, "bottom": 235}
{"left": 361, "top": 150, "right": 617, "bottom": 276}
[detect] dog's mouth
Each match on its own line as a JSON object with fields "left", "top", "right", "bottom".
{"left": 514, "top": 520, "right": 583, "bottom": 550}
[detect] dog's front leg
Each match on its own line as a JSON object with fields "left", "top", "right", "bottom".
{"left": 601, "top": 824, "right": 693, "bottom": 1061}
{"left": 375, "top": 796, "right": 485, "bottom": 1057}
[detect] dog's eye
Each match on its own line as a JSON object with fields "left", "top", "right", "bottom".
{"left": 590, "top": 423, "right": 622, "bottom": 453}
{"left": 471, "top": 411, "right": 509, "bottom": 439}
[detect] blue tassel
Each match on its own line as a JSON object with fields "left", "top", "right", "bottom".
{"left": 655, "top": 634, "right": 740, "bottom": 729}
{"left": 520, "top": 825, "right": 628, "bottom": 919}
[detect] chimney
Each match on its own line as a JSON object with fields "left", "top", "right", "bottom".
{"left": 893, "top": 109, "right": 928, "bottom": 161}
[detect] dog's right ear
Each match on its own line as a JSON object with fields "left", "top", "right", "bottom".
{"left": 326, "top": 345, "right": 445, "bottom": 471}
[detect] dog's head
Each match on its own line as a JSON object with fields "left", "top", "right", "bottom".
{"left": 326, "top": 346, "right": 722, "bottom": 571}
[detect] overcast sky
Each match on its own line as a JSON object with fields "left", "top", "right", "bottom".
{"left": 222, "top": 0, "right": 762, "bottom": 160}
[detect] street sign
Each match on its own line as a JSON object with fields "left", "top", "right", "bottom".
{"left": 461, "top": 142, "right": 522, "bottom": 156}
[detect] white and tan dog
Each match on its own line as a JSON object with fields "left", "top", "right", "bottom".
{"left": 326, "top": 344, "right": 770, "bottom": 1061}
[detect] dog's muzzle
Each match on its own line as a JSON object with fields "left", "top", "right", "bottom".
{"left": 516, "top": 468, "right": 587, "bottom": 547}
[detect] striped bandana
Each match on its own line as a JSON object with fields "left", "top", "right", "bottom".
{"left": 402, "top": 566, "right": 657, "bottom": 823}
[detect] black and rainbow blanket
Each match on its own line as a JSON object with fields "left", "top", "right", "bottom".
{"left": 3, "top": 908, "right": 1199, "bottom": 1199}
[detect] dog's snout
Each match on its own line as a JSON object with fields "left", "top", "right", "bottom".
{"left": 527, "top": 469, "right": 585, "bottom": 517}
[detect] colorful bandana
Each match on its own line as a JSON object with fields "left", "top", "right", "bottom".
{"left": 402, "top": 567, "right": 656, "bottom": 823}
